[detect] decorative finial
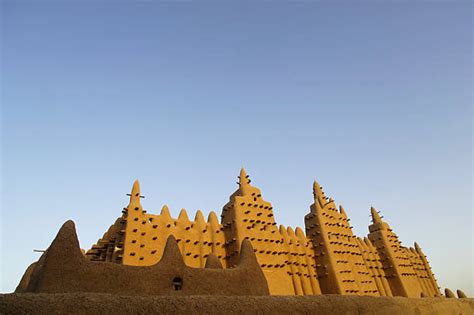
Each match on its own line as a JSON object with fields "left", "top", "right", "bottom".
{"left": 445, "top": 288, "right": 455, "bottom": 298}
{"left": 127, "top": 180, "right": 145, "bottom": 200}
{"left": 457, "top": 289, "right": 467, "bottom": 298}
{"left": 313, "top": 180, "right": 324, "bottom": 198}
{"left": 207, "top": 211, "right": 219, "bottom": 226}
{"left": 238, "top": 167, "right": 251, "bottom": 195}
{"left": 178, "top": 208, "right": 190, "bottom": 222}
{"left": 239, "top": 167, "right": 250, "bottom": 185}
{"left": 194, "top": 210, "right": 206, "bottom": 225}
{"left": 414, "top": 242, "right": 422, "bottom": 252}
{"left": 370, "top": 206, "right": 383, "bottom": 224}
{"left": 132, "top": 179, "right": 140, "bottom": 197}
{"left": 160, "top": 205, "right": 172, "bottom": 220}
{"left": 339, "top": 205, "right": 347, "bottom": 216}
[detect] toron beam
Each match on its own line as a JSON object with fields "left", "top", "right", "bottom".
{"left": 18, "top": 168, "right": 443, "bottom": 297}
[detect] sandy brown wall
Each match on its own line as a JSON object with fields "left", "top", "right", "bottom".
{"left": 2, "top": 294, "right": 472, "bottom": 315}
{"left": 17, "top": 220, "right": 269, "bottom": 296}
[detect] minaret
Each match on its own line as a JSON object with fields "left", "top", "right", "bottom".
{"left": 122, "top": 180, "right": 150, "bottom": 265}
{"left": 367, "top": 207, "right": 424, "bottom": 297}
{"left": 370, "top": 207, "right": 382, "bottom": 224}
{"left": 305, "top": 180, "right": 379, "bottom": 295}
{"left": 221, "top": 168, "right": 295, "bottom": 295}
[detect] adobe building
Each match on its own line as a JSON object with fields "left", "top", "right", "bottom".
{"left": 82, "top": 168, "right": 441, "bottom": 297}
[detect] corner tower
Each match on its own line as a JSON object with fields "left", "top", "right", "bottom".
{"left": 367, "top": 207, "right": 431, "bottom": 297}
{"left": 304, "top": 181, "right": 379, "bottom": 295}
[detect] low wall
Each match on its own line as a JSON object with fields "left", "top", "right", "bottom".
{"left": 1, "top": 293, "right": 472, "bottom": 315}
{"left": 17, "top": 221, "right": 268, "bottom": 296}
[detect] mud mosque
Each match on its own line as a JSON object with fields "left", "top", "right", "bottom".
{"left": 79, "top": 168, "right": 440, "bottom": 297}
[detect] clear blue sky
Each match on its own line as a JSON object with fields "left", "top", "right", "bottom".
{"left": 1, "top": 1, "right": 472, "bottom": 295}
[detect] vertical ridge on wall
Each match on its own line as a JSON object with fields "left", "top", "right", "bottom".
{"left": 367, "top": 207, "right": 440, "bottom": 297}
{"left": 85, "top": 172, "right": 440, "bottom": 298}
{"left": 414, "top": 243, "right": 441, "bottom": 296}
{"left": 221, "top": 168, "right": 297, "bottom": 295}
{"left": 304, "top": 181, "right": 379, "bottom": 295}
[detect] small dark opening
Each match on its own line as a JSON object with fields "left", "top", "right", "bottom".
{"left": 172, "top": 277, "right": 183, "bottom": 291}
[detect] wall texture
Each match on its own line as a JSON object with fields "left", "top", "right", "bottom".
{"left": 16, "top": 220, "right": 269, "bottom": 296}
{"left": 45, "top": 169, "right": 440, "bottom": 297}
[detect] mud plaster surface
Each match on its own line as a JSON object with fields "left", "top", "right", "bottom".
{"left": 19, "top": 221, "right": 268, "bottom": 296}
{"left": 1, "top": 293, "right": 472, "bottom": 315}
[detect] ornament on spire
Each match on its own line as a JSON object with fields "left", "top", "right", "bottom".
{"left": 313, "top": 180, "right": 324, "bottom": 199}
{"left": 370, "top": 206, "right": 383, "bottom": 224}
{"left": 238, "top": 167, "right": 251, "bottom": 195}
{"left": 239, "top": 167, "right": 251, "bottom": 185}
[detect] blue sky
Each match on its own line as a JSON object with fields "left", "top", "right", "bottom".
{"left": 1, "top": 1, "right": 472, "bottom": 295}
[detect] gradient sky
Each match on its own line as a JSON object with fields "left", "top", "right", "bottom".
{"left": 1, "top": 1, "right": 472, "bottom": 295}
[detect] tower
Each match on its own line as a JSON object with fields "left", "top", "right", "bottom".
{"left": 367, "top": 207, "right": 433, "bottom": 297}
{"left": 84, "top": 172, "right": 442, "bottom": 298}
{"left": 305, "top": 181, "right": 379, "bottom": 295}
{"left": 221, "top": 168, "right": 296, "bottom": 295}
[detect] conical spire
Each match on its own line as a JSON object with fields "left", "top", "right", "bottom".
{"left": 205, "top": 254, "right": 223, "bottom": 269}
{"left": 339, "top": 205, "right": 347, "bottom": 216}
{"left": 178, "top": 208, "right": 190, "bottom": 222}
{"left": 279, "top": 224, "right": 287, "bottom": 235}
{"left": 194, "top": 210, "right": 206, "bottom": 226}
{"left": 370, "top": 206, "right": 383, "bottom": 224}
{"left": 160, "top": 205, "right": 172, "bottom": 220}
{"left": 46, "top": 220, "right": 84, "bottom": 263}
{"left": 132, "top": 179, "right": 140, "bottom": 194}
{"left": 238, "top": 167, "right": 251, "bottom": 195}
{"left": 286, "top": 226, "right": 296, "bottom": 237}
{"left": 457, "top": 289, "right": 467, "bottom": 298}
{"left": 157, "top": 235, "right": 185, "bottom": 267}
{"left": 414, "top": 242, "right": 423, "bottom": 254}
{"left": 295, "top": 227, "right": 305, "bottom": 238}
{"left": 129, "top": 179, "right": 141, "bottom": 202}
{"left": 445, "top": 288, "right": 455, "bottom": 298}
{"left": 238, "top": 239, "right": 259, "bottom": 268}
{"left": 313, "top": 180, "right": 324, "bottom": 199}
{"left": 207, "top": 211, "right": 219, "bottom": 226}
{"left": 239, "top": 167, "right": 250, "bottom": 185}
{"left": 313, "top": 180, "right": 321, "bottom": 199}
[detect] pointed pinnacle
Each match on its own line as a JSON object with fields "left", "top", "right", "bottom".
{"left": 414, "top": 242, "right": 422, "bottom": 252}
{"left": 205, "top": 254, "right": 223, "bottom": 269}
{"left": 295, "top": 227, "right": 305, "bottom": 238}
{"left": 339, "top": 205, "right": 347, "bottom": 216}
{"left": 178, "top": 208, "right": 190, "bottom": 222}
{"left": 457, "top": 289, "right": 467, "bottom": 298}
{"left": 445, "top": 288, "right": 455, "bottom": 298}
{"left": 370, "top": 206, "right": 382, "bottom": 224}
{"left": 131, "top": 179, "right": 140, "bottom": 197}
{"left": 160, "top": 205, "right": 171, "bottom": 217}
{"left": 313, "top": 180, "right": 324, "bottom": 198}
{"left": 207, "top": 211, "right": 219, "bottom": 226}
{"left": 286, "top": 226, "right": 295, "bottom": 237}
{"left": 194, "top": 210, "right": 205, "bottom": 224}
{"left": 239, "top": 167, "right": 250, "bottom": 186}
{"left": 158, "top": 235, "right": 185, "bottom": 267}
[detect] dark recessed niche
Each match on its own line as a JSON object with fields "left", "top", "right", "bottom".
{"left": 172, "top": 277, "right": 183, "bottom": 291}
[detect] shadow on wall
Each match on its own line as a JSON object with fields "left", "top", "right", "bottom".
{"left": 15, "top": 221, "right": 269, "bottom": 296}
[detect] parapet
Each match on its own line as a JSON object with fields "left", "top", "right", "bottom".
{"left": 16, "top": 220, "right": 269, "bottom": 296}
